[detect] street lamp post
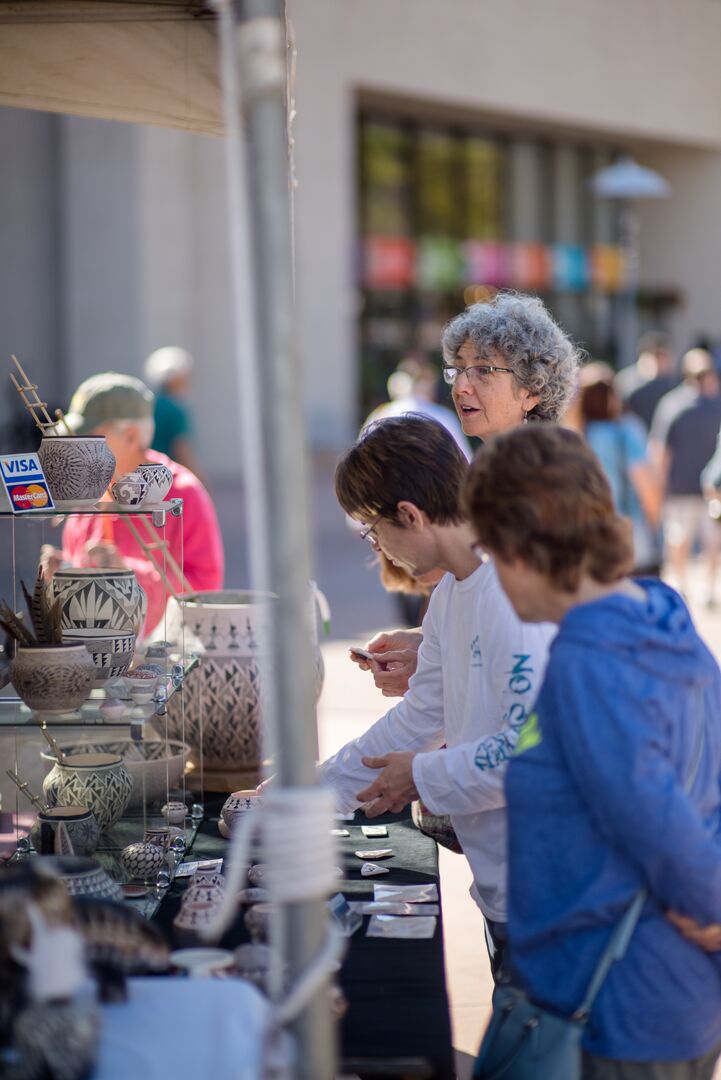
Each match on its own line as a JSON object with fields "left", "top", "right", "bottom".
{"left": 589, "top": 156, "right": 671, "bottom": 369}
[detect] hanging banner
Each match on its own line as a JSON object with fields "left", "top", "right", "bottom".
{"left": 552, "top": 245, "right": 589, "bottom": 292}
{"left": 510, "top": 244, "right": 551, "bottom": 290}
{"left": 362, "top": 236, "right": 416, "bottom": 289}
{"left": 464, "top": 241, "right": 511, "bottom": 287}
{"left": 590, "top": 245, "right": 627, "bottom": 292}
{"left": 417, "top": 237, "right": 464, "bottom": 290}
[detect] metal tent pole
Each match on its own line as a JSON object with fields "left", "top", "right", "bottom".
{"left": 215, "top": 2, "right": 335, "bottom": 1077}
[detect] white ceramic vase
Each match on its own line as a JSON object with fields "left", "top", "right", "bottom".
{"left": 135, "top": 462, "right": 173, "bottom": 502}
{"left": 49, "top": 567, "right": 147, "bottom": 637}
{"left": 38, "top": 435, "right": 116, "bottom": 506}
{"left": 43, "top": 752, "right": 133, "bottom": 831}
{"left": 10, "top": 645, "right": 95, "bottom": 714}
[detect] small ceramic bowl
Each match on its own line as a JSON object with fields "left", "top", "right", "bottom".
{"left": 233, "top": 943, "right": 275, "bottom": 994}
{"left": 144, "top": 641, "right": 174, "bottom": 659}
{"left": 247, "top": 863, "right": 269, "bottom": 887}
{"left": 221, "top": 790, "right": 264, "bottom": 829}
{"left": 135, "top": 462, "right": 174, "bottom": 504}
{"left": 237, "top": 887, "right": 270, "bottom": 906}
{"left": 162, "top": 801, "right": 187, "bottom": 825}
{"left": 143, "top": 827, "right": 175, "bottom": 852}
{"left": 244, "top": 902, "right": 276, "bottom": 943}
{"left": 99, "top": 697, "right": 126, "bottom": 721}
{"left": 170, "top": 947, "right": 235, "bottom": 977}
{"left": 124, "top": 671, "right": 158, "bottom": 703}
{"left": 173, "top": 900, "right": 223, "bottom": 947}
{"left": 111, "top": 471, "right": 149, "bottom": 509}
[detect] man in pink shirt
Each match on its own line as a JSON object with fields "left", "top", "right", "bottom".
{"left": 45, "top": 372, "right": 224, "bottom": 637}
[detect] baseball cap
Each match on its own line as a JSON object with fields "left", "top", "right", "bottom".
{"left": 64, "top": 373, "right": 155, "bottom": 435}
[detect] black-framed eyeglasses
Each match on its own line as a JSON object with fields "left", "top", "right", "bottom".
{"left": 359, "top": 515, "right": 382, "bottom": 545}
{"left": 442, "top": 364, "right": 514, "bottom": 386}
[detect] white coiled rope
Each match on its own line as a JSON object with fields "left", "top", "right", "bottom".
{"left": 201, "top": 786, "right": 344, "bottom": 1023}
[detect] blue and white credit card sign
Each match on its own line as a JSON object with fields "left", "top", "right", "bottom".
{"left": 0, "top": 453, "right": 55, "bottom": 513}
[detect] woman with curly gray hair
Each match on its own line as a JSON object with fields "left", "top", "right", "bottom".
{"left": 441, "top": 291, "right": 580, "bottom": 438}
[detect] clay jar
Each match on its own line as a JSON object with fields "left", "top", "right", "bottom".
{"left": 11, "top": 644, "right": 95, "bottom": 715}
{"left": 38, "top": 435, "right": 115, "bottom": 505}
{"left": 221, "top": 790, "right": 264, "bottom": 832}
{"left": 49, "top": 567, "right": 147, "bottom": 638}
{"left": 111, "top": 471, "right": 148, "bottom": 509}
{"left": 135, "top": 463, "right": 173, "bottom": 503}
{"left": 30, "top": 805, "right": 100, "bottom": 856}
{"left": 43, "top": 753, "right": 133, "bottom": 832}
{"left": 121, "top": 842, "right": 167, "bottom": 882}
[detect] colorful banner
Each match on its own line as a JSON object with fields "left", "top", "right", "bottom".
{"left": 362, "top": 236, "right": 416, "bottom": 289}
{"left": 464, "top": 241, "right": 511, "bottom": 288}
{"left": 417, "top": 237, "right": 465, "bottom": 291}
{"left": 552, "top": 244, "right": 589, "bottom": 292}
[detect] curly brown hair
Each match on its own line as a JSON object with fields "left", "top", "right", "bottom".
{"left": 462, "top": 425, "right": 633, "bottom": 591}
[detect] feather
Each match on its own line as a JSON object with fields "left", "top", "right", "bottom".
{"left": 0, "top": 605, "right": 37, "bottom": 648}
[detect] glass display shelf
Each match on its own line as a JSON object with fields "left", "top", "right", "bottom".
{"left": 0, "top": 653, "right": 199, "bottom": 728}
{"left": 0, "top": 498, "right": 183, "bottom": 527}
{"left": 10, "top": 815, "right": 202, "bottom": 921}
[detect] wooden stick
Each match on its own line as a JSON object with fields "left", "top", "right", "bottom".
{"left": 10, "top": 355, "right": 59, "bottom": 434}
{"left": 6, "top": 768, "right": 46, "bottom": 811}
{"left": 54, "top": 409, "right": 74, "bottom": 437}
{"left": 37, "top": 725, "right": 68, "bottom": 764}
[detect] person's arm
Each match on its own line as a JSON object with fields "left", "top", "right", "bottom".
{"left": 548, "top": 648, "right": 721, "bottom": 925}
{"left": 411, "top": 619, "right": 552, "bottom": 816}
{"left": 629, "top": 461, "right": 662, "bottom": 528}
{"left": 173, "top": 477, "right": 225, "bottom": 592}
{"left": 320, "top": 604, "right": 446, "bottom": 812}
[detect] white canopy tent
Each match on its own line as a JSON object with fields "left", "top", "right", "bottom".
{"left": 0, "top": 3, "right": 335, "bottom": 1078}
{"left": 0, "top": 2, "right": 222, "bottom": 133}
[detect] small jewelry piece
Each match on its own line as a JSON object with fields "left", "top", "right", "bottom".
{"left": 354, "top": 849, "right": 392, "bottom": 860}
{"left": 361, "top": 862, "right": 390, "bottom": 877}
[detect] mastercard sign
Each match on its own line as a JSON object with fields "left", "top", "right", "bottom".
{"left": 0, "top": 453, "right": 55, "bottom": 513}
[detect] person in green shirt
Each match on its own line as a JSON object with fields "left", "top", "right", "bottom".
{"left": 144, "top": 346, "right": 206, "bottom": 484}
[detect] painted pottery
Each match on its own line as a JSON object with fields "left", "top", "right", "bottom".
{"left": 41, "top": 738, "right": 191, "bottom": 812}
{"left": 237, "top": 888, "right": 270, "bottom": 906}
{"left": 73, "top": 896, "right": 170, "bottom": 979}
{"left": 162, "top": 801, "right": 186, "bottom": 825}
{"left": 50, "top": 567, "right": 147, "bottom": 637}
{"left": 143, "top": 826, "right": 175, "bottom": 851}
{"left": 30, "top": 805, "right": 100, "bottom": 856}
{"left": 10, "top": 644, "right": 95, "bottom": 714}
{"left": 99, "top": 698, "right": 126, "bottom": 721}
{"left": 43, "top": 856, "right": 124, "bottom": 902}
{"left": 193, "top": 868, "right": 226, "bottom": 890}
{"left": 173, "top": 900, "right": 223, "bottom": 946}
{"left": 243, "top": 902, "right": 276, "bottom": 943}
{"left": 121, "top": 842, "right": 166, "bottom": 881}
{"left": 247, "top": 864, "right": 269, "bottom": 887}
{"left": 38, "top": 434, "right": 115, "bottom": 505}
{"left": 221, "top": 790, "right": 264, "bottom": 830}
{"left": 62, "top": 627, "right": 136, "bottom": 684}
{"left": 183, "top": 882, "right": 225, "bottom": 906}
{"left": 233, "top": 943, "right": 274, "bottom": 993}
{"left": 135, "top": 462, "right": 173, "bottom": 503}
{"left": 43, "top": 753, "right": 133, "bottom": 831}
{"left": 111, "top": 470, "right": 148, "bottom": 509}
{"left": 162, "top": 587, "right": 328, "bottom": 778}
{"left": 169, "top": 947, "right": 235, "bottom": 977}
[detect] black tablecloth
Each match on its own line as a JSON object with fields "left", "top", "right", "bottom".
{"left": 152, "top": 797, "right": 454, "bottom": 1079}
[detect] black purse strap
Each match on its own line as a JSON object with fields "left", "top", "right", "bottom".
{"left": 573, "top": 686, "right": 706, "bottom": 1022}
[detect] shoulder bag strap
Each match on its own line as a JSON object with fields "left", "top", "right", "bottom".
{"left": 573, "top": 685, "right": 706, "bottom": 1022}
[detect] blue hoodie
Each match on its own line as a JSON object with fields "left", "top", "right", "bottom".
{"left": 506, "top": 579, "right": 721, "bottom": 1061}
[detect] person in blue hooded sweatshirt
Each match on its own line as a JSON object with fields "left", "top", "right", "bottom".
{"left": 464, "top": 423, "right": 721, "bottom": 1080}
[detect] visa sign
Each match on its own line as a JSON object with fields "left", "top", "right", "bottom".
{"left": 0, "top": 453, "right": 55, "bottom": 513}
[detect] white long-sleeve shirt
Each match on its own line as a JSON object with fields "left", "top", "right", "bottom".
{"left": 321, "top": 560, "right": 555, "bottom": 920}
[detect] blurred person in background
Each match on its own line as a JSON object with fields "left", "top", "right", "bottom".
{"left": 363, "top": 353, "right": 471, "bottom": 460}
{"left": 41, "top": 372, "right": 224, "bottom": 636}
{"left": 465, "top": 424, "right": 721, "bottom": 1080}
{"left": 650, "top": 349, "right": 721, "bottom": 605}
{"left": 144, "top": 345, "right": 207, "bottom": 484}
{"left": 577, "top": 363, "right": 662, "bottom": 575}
{"left": 614, "top": 331, "right": 678, "bottom": 431}
{"left": 351, "top": 292, "right": 580, "bottom": 696}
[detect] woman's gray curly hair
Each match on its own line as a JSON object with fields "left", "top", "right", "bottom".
{"left": 441, "top": 292, "right": 581, "bottom": 422}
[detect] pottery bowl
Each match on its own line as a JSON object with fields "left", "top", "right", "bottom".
{"left": 62, "top": 627, "right": 136, "bottom": 684}
{"left": 41, "top": 738, "right": 191, "bottom": 812}
{"left": 162, "top": 800, "right": 187, "bottom": 825}
{"left": 233, "top": 943, "right": 275, "bottom": 994}
{"left": 49, "top": 567, "right": 147, "bottom": 637}
{"left": 41, "top": 855, "right": 124, "bottom": 902}
{"left": 221, "top": 790, "right": 264, "bottom": 829}
{"left": 135, "top": 462, "right": 173, "bottom": 503}
{"left": 111, "top": 471, "right": 149, "bottom": 509}
{"left": 38, "top": 435, "right": 115, "bottom": 505}
{"left": 10, "top": 644, "right": 95, "bottom": 715}
{"left": 243, "top": 902, "right": 276, "bottom": 943}
{"left": 30, "top": 805, "right": 100, "bottom": 857}
{"left": 173, "top": 899, "right": 223, "bottom": 947}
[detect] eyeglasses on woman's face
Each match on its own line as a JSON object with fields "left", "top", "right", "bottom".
{"left": 442, "top": 363, "right": 514, "bottom": 386}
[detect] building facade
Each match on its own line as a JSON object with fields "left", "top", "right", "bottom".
{"left": 2, "top": 0, "right": 721, "bottom": 472}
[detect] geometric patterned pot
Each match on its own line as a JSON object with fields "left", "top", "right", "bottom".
{"left": 10, "top": 644, "right": 95, "bottom": 714}
{"left": 49, "top": 567, "right": 147, "bottom": 637}
{"left": 162, "top": 587, "right": 327, "bottom": 772}
{"left": 41, "top": 856, "right": 124, "bottom": 902}
{"left": 61, "top": 628, "right": 136, "bottom": 684}
{"left": 43, "top": 753, "right": 133, "bottom": 832}
{"left": 30, "top": 806, "right": 101, "bottom": 856}
{"left": 38, "top": 434, "right": 115, "bottom": 505}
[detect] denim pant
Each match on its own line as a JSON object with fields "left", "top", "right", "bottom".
{"left": 582, "top": 1040, "right": 721, "bottom": 1080}
{"left": 483, "top": 917, "right": 507, "bottom": 984}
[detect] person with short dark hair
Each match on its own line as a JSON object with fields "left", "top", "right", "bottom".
{"left": 464, "top": 424, "right": 721, "bottom": 1078}
{"left": 322, "top": 414, "right": 554, "bottom": 978}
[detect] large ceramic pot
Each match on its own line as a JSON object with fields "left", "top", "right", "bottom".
{"left": 43, "top": 752, "right": 133, "bottom": 831}
{"left": 10, "top": 645, "right": 95, "bottom": 714}
{"left": 41, "top": 738, "right": 191, "bottom": 812}
{"left": 161, "top": 587, "right": 328, "bottom": 781}
{"left": 38, "top": 435, "right": 115, "bottom": 506}
{"left": 49, "top": 567, "right": 147, "bottom": 636}
{"left": 30, "top": 805, "right": 100, "bottom": 856}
